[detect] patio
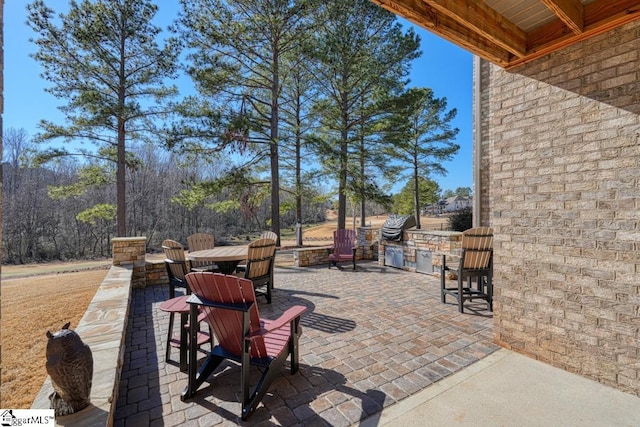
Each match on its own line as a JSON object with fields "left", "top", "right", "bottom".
{"left": 113, "top": 262, "right": 498, "bottom": 426}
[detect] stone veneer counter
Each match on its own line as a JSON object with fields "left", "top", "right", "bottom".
{"left": 378, "top": 229, "right": 462, "bottom": 273}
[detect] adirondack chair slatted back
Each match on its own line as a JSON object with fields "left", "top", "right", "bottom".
{"left": 245, "top": 238, "right": 276, "bottom": 280}
{"left": 162, "top": 239, "right": 190, "bottom": 298}
{"left": 187, "top": 233, "right": 215, "bottom": 251}
{"left": 162, "top": 239, "right": 189, "bottom": 281}
{"left": 333, "top": 229, "right": 355, "bottom": 256}
{"left": 259, "top": 231, "right": 278, "bottom": 243}
{"left": 186, "top": 273, "right": 270, "bottom": 358}
{"left": 187, "top": 233, "right": 216, "bottom": 269}
{"left": 328, "top": 229, "right": 357, "bottom": 269}
{"left": 460, "top": 227, "right": 493, "bottom": 270}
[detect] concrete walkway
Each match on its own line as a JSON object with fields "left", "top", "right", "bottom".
{"left": 367, "top": 349, "right": 640, "bottom": 427}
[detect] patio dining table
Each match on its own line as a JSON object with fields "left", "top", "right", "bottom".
{"left": 188, "top": 245, "right": 248, "bottom": 275}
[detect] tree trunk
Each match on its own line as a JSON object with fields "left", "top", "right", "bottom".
{"left": 270, "top": 50, "right": 281, "bottom": 246}
{"left": 295, "top": 98, "right": 303, "bottom": 246}
{"left": 359, "top": 131, "right": 366, "bottom": 228}
{"left": 338, "top": 90, "right": 348, "bottom": 231}
{"left": 117, "top": 26, "right": 127, "bottom": 237}
{"left": 413, "top": 164, "right": 422, "bottom": 230}
{"left": 117, "top": 118, "right": 126, "bottom": 237}
{"left": 338, "top": 134, "right": 348, "bottom": 231}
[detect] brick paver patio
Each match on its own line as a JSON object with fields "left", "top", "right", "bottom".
{"left": 114, "top": 262, "right": 498, "bottom": 426}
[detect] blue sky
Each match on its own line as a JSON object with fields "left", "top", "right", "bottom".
{"left": 3, "top": 2, "right": 473, "bottom": 193}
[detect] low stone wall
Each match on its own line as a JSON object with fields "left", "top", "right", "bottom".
{"left": 293, "top": 227, "right": 380, "bottom": 267}
{"left": 146, "top": 259, "right": 167, "bottom": 286}
{"left": 31, "top": 265, "right": 133, "bottom": 426}
{"left": 32, "top": 237, "right": 144, "bottom": 426}
{"left": 293, "top": 246, "right": 332, "bottom": 267}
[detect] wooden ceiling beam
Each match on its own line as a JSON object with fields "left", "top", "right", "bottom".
{"left": 371, "top": 0, "right": 512, "bottom": 65}
{"left": 583, "top": 0, "right": 640, "bottom": 27}
{"left": 423, "top": 0, "right": 527, "bottom": 57}
{"left": 370, "top": 0, "right": 640, "bottom": 70}
{"left": 521, "top": 0, "right": 640, "bottom": 67}
{"left": 541, "top": 0, "right": 584, "bottom": 34}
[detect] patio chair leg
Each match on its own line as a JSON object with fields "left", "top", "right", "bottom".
{"left": 487, "top": 274, "right": 493, "bottom": 312}
{"left": 266, "top": 284, "right": 272, "bottom": 304}
{"left": 242, "top": 350, "right": 288, "bottom": 420}
{"left": 180, "top": 353, "right": 224, "bottom": 401}
{"left": 457, "top": 276, "right": 464, "bottom": 313}
{"left": 165, "top": 312, "right": 175, "bottom": 362}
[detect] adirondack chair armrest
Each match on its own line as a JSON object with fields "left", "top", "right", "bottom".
{"left": 246, "top": 305, "right": 307, "bottom": 340}
{"left": 186, "top": 294, "right": 255, "bottom": 313}
{"left": 328, "top": 245, "right": 358, "bottom": 254}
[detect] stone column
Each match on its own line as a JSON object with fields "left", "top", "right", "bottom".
{"left": 112, "top": 237, "right": 147, "bottom": 288}
{"left": 356, "top": 227, "right": 379, "bottom": 260}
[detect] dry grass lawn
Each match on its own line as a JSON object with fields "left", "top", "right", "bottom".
{"left": 295, "top": 212, "right": 447, "bottom": 240}
{"left": 1, "top": 268, "right": 107, "bottom": 408}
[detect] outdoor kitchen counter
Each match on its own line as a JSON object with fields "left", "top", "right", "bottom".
{"left": 378, "top": 229, "right": 462, "bottom": 272}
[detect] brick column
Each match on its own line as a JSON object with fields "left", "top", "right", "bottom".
{"left": 112, "top": 237, "right": 147, "bottom": 288}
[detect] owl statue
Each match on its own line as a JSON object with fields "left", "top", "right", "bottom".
{"left": 45, "top": 322, "right": 93, "bottom": 416}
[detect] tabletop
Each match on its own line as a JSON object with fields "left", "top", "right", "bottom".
{"left": 187, "top": 245, "right": 248, "bottom": 262}
{"left": 158, "top": 295, "right": 191, "bottom": 313}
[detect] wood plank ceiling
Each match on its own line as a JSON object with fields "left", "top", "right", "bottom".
{"left": 370, "top": 0, "right": 640, "bottom": 69}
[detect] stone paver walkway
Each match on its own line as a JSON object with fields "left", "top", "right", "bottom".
{"left": 114, "top": 262, "right": 498, "bottom": 426}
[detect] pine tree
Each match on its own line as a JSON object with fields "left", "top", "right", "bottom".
{"left": 27, "top": 0, "right": 180, "bottom": 236}
{"left": 305, "top": 0, "right": 420, "bottom": 230}
{"left": 175, "top": 0, "right": 316, "bottom": 244}
{"left": 383, "top": 87, "right": 459, "bottom": 229}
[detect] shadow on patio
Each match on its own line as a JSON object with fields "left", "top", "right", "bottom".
{"left": 114, "top": 261, "right": 497, "bottom": 426}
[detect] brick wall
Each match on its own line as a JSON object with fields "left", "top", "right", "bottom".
{"left": 479, "top": 20, "right": 640, "bottom": 395}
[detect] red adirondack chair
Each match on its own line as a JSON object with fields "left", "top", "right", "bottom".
{"left": 328, "top": 229, "right": 357, "bottom": 270}
{"left": 181, "top": 272, "right": 307, "bottom": 420}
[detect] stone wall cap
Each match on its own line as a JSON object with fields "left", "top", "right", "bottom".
{"left": 111, "top": 236, "right": 147, "bottom": 242}
{"left": 407, "top": 230, "right": 462, "bottom": 237}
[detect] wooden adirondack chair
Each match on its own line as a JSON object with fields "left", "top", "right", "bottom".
{"left": 440, "top": 227, "right": 494, "bottom": 313}
{"left": 162, "top": 239, "right": 191, "bottom": 299}
{"left": 161, "top": 239, "right": 212, "bottom": 365}
{"left": 242, "top": 238, "right": 276, "bottom": 303}
{"left": 186, "top": 233, "right": 219, "bottom": 271}
{"left": 328, "top": 229, "right": 357, "bottom": 270}
{"left": 181, "top": 272, "right": 307, "bottom": 420}
{"left": 259, "top": 231, "right": 278, "bottom": 242}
